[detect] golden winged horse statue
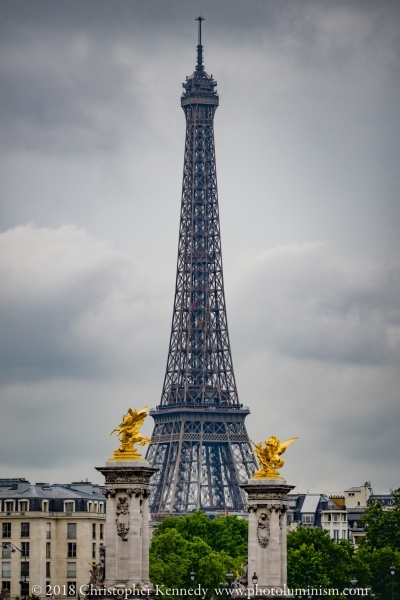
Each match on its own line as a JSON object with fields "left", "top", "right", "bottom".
{"left": 108, "top": 406, "right": 151, "bottom": 461}
{"left": 250, "top": 436, "right": 298, "bottom": 479}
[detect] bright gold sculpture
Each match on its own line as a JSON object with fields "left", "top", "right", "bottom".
{"left": 250, "top": 436, "right": 298, "bottom": 479}
{"left": 108, "top": 407, "right": 151, "bottom": 461}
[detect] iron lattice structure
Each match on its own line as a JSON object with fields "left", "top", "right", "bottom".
{"left": 146, "top": 19, "right": 256, "bottom": 515}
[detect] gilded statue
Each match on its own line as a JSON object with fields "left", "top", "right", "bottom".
{"left": 108, "top": 406, "right": 151, "bottom": 461}
{"left": 250, "top": 436, "right": 298, "bottom": 479}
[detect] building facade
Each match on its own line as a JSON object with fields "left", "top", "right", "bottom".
{"left": 287, "top": 493, "right": 334, "bottom": 530}
{"left": 321, "top": 496, "right": 349, "bottom": 542}
{"left": 0, "top": 479, "right": 105, "bottom": 598}
{"left": 287, "top": 482, "right": 394, "bottom": 545}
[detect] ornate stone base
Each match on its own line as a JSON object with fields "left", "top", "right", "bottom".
{"left": 108, "top": 449, "right": 144, "bottom": 461}
{"left": 240, "top": 478, "right": 295, "bottom": 590}
{"left": 96, "top": 461, "right": 158, "bottom": 589}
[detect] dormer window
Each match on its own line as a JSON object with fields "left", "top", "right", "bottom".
{"left": 5, "top": 501, "right": 14, "bottom": 513}
{"left": 87, "top": 502, "right": 93, "bottom": 513}
{"left": 42, "top": 501, "right": 49, "bottom": 512}
{"left": 64, "top": 502, "right": 75, "bottom": 513}
{"left": 99, "top": 503, "right": 104, "bottom": 514}
{"left": 302, "top": 514, "right": 314, "bottom": 524}
{"left": 19, "top": 501, "right": 29, "bottom": 512}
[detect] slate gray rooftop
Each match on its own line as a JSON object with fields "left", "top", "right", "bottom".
{"left": 0, "top": 481, "right": 104, "bottom": 500}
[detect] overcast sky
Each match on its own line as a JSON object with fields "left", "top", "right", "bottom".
{"left": 0, "top": 0, "right": 399, "bottom": 495}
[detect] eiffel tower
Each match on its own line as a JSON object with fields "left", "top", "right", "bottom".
{"left": 146, "top": 18, "right": 256, "bottom": 515}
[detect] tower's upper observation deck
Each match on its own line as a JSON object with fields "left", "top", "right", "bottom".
{"left": 181, "top": 16, "right": 219, "bottom": 107}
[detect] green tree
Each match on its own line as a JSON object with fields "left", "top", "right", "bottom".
{"left": 288, "top": 543, "right": 330, "bottom": 589}
{"left": 154, "top": 511, "right": 248, "bottom": 558}
{"left": 150, "top": 524, "right": 242, "bottom": 600}
{"left": 287, "top": 527, "right": 370, "bottom": 590}
{"left": 360, "top": 488, "right": 400, "bottom": 551}
{"left": 357, "top": 546, "right": 400, "bottom": 600}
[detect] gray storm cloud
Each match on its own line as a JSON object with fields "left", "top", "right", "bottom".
{"left": 230, "top": 243, "right": 400, "bottom": 365}
{"left": 0, "top": 224, "right": 167, "bottom": 382}
{"left": 0, "top": 225, "right": 399, "bottom": 490}
{"left": 0, "top": 0, "right": 399, "bottom": 491}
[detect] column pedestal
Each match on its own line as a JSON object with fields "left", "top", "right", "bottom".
{"left": 240, "top": 479, "right": 295, "bottom": 596}
{"left": 96, "top": 461, "right": 157, "bottom": 590}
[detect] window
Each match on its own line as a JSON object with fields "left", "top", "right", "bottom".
{"left": 21, "top": 562, "right": 29, "bottom": 577}
{"left": 21, "top": 523, "right": 30, "bottom": 538}
{"left": 67, "top": 582, "right": 76, "bottom": 597}
{"left": 342, "top": 530, "right": 347, "bottom": 539}
{"left": 5, "top": 502, "right": 14, "bottom": 513}
{"left": 67, "top": 543, "right": 76, "bottom": 558}
{"left": 92, "top": 524, "right": 96, "bottom": 540}
{"left": 333, "top": 514, "right": 338, "bottom": 522}
{"left": 2, "top": 523, "right": 11, "bottom": 538}
{"left": 2, "top": 582, "right": 11, "bottom": 593}
{"left": 357, "top": 502, "right": 360, "bottom": 506}
{"left": 46, "top": 523, "right": 51, "bottom": 539}
{"left": 326, "top": 514, "right": 331, "bottom": 522}
{"left": 100, "top": 524, "right": 104, "bottom": 540}
{"left": 65, "top": 502, "right": 74, "bottom": 513}
{"left": 46, "top": 562, "right": 51, "bottom": 578}
{"left": 92, "top": 543, "right": 96, "bottom": 559}
{"left": 42, "top": 501, "right": 49, "bottom": 512}
{"left": 87, "top": 502, "right": 93, "bottom": 513}
{"left": 1, "top": 563, "right": 11, "bottom": 578}
{"left": 333, "top": 529, "right": 340, "bottom": 541}
{"left": 99, "top": 503, "right": 104, "bottom": 514}
{"left": 94, "top": 503, "right": 98, "bottom": 513}
{"left": 19, "top": 501, "right": 29, "bottom": 512}
{"left": 67, "top": 563, "right": 76, "bottom": 578}
{"left": 342, "top": 513, "right": 347, "bottom": 521}
{"left": 302, "top": 514, "right": 314, "bottom": 524}
{"left": 21, "top": 542, "right": 29, "bottom": 558}
{"left": 2, "top": 546, "right": 11, "bottom": 559}
{"left": 46, "top": 542, "right": 51, "bottom": 558}
{"left": 67, "top": 523, "right": 76, "bottom": 539}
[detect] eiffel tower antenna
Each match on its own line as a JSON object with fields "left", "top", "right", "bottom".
{"left": 195, "top": 16, "right": 205, "bottom": 71}
{"left": 146, "top": 19, "right": 256, "bottom": 515}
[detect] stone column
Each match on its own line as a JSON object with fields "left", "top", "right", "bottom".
{"left": 96, "top": 461, "right": 157, "bottom": 590}
{"left": 240, "top": 479, "right": 295, "bottom": 595}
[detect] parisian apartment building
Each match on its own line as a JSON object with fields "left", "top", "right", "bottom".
{"left": 0, "top": 479, "right": 105, "bottom": 598}
{"left": 287, "top": 481, "right": 394, "bottom": 544}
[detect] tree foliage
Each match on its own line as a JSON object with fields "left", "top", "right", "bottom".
{"left": 150, "top": 512, "right": 247, "bottom": 599}
{"left": 287, "top": 527, "right": 369, "bottom": 590}
{"left": 360, "top": 488, "right": 400, "bottom": 551}
{"left": 356, "top": 546, "right": 400, "bottom": 600}
{"left": 149, "top": 502, "right": 400, "bottom": 600}
{"left": 356, "top": 488, "right": 400, "bottom": 600}
{"left": 154, "top": 510, "right": 248, "bottom": 558}
{"left": 287, "top": 490, "right": 400, "bottom": 600}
